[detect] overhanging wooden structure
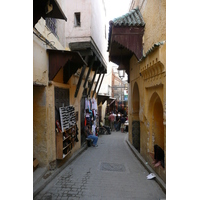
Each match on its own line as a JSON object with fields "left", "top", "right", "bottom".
{"left": 33, "top": 0, "right": 67, "bottom": 26}
{"left": 107, "top": 8, "right": 145, "bottom": 83}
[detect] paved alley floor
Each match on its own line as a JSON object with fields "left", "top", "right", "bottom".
{"left": 34, "top": 131, "right": 166, "bottom": 200}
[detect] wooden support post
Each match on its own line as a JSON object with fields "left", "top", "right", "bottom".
{"left": 74, "top": 65, "right": 86, "bottom": 98}
{"left": 92, "top": 73, "right": 102, "bottom": 98}
{"left": 83, "top": 56, "right": 95, "bottom": 88}
{"left": 87, "top": 64, "right": 101, "bottom": 97}
{"left": 96, "top": 73, "right": 105, "bottom": 95}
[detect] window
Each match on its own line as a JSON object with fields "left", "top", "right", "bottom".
{"left": 74, "top": 12, "right": 81, "bottom": 27}
{"left": 46, "top": 18, "right": 57, "bottom": 36}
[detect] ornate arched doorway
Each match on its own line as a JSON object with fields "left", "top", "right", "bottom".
{"left": 132, "top": 82, "right": 140, "bottom": 151}
{"left": 148, "top": 92, "right": 164, "bottom": 167}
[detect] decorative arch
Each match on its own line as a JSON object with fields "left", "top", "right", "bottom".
{"left": 148, "top": 92, "right": 164, "bottom": 152}
{"left": 132, "top": 82, "right": 140, "bottom": 115}
{"left": 132, "top": 82, "right": 140, "bottom": 151}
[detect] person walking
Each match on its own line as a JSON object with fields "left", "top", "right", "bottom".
{"left": 115, "top": 112, "right": 121, "bottom": 131}
{"left": 113, "top": 111, "right": 117, "bottom": 131}
{"left": 120, "top": 114, "right": 126, "bottom": 133}
{"left": 108, "top": 112, "right": 115, "bottom": 131}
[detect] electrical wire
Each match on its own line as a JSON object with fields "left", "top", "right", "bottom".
{"left": 33, "top": 27, "right": 57, "bottom": 50}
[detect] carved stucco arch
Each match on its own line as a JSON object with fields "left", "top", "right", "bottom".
{"left": 148, "top": 92, "right": 164, "bottom": 152}
{"left": 131, "top": 81, "right": 140, "bottom": 151}
{"left": 132, "top": 82, "right": 140, "bottom": 116}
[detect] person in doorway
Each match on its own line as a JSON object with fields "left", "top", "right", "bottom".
{"left": 84, "top": 125, "right": 98, "bottom": 147}
{"left": 151, "top": 144, "right": 165, "bottom": 168}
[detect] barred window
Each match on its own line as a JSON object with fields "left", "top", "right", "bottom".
{"left": 46, "top": 18, "right": 57, "bottom": 36}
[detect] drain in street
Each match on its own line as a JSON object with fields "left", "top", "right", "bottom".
{"left": 100, "top": 162, "right": 126, "bottom": 172}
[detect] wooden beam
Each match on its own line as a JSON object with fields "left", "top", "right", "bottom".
{"left": 96, "top": 73, "right": 105, "bottom": 95}
{"left": 74, "top": 65, "right": 86, "bottom": 98}
{"left": 92, "top": 73, "right": 102, "bottom": 98}
{"left": 87, "top": 64, "right": 101, "bottom": 97}
{"left": 83, "top": 56, "right": 95, "bottom": 88}
{"left": 76, "top": 49, "right": 93, "bottom": 57}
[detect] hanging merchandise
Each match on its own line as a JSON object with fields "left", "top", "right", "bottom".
{"left": 91, "top": 97, "right": 97, "bottom": 110}
{"left": 85, "top": 109, "right": 92, "bottom": 126}
{"left": 85, "top": 98, "right": 90, "bottom": 110}
{"left": 92, "top": 109, "right": 96, "bottom": 121}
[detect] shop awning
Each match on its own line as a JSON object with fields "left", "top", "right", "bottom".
{"left": 107, "top": 97, "right": 116, "bottom": 106}
{"left": 33, "top": 0, "right": 67, "bottom": 26}
{"left": 47, "top": 49, "right": 87, "bottom": 82}
{"left": 98, "top": 94, "right": 110, "bottom": 106}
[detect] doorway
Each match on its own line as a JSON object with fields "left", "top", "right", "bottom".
{"left": 148, "top": 92, "right": 164, "bottom": 164}
{"left": 132, "top": 83, "right": 140, "bottom": 152}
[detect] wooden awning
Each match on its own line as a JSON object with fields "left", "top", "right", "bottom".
{"left": 47, "top": 49, "right": 87, "bottom": 82}
{"left": 33, "top": 0, "right": 67, "bottom": 26}
{"left": 107, "top": 8, "right": 145, "bottom": 83}
{"left": 98, "top": 94, "right": 110, "bottom": 106}
{"left": 107, "top": 97, "right": 116, "bottom": 106}
{"left": 108, "top": 26, "right": 144, "bottom": 62}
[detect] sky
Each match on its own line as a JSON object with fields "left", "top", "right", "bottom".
{"left": 104, "top": 0, "right": 131, "bottom": 81}
{"left": 104, "top": 0, "right": 131, "bottom": 22}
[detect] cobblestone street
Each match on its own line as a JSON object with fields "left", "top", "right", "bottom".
{"left": 34, "top": 131, "right": 166, "bottom": 200}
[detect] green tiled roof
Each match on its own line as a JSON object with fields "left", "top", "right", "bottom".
{"left": 108, "top": 8, "right": 145, "bottom": 52}
{"left": 138, "top": 41, "right": 166, "bottom": 62}
{"left": 109, "top": 8, "right": 145, "bottom": 27}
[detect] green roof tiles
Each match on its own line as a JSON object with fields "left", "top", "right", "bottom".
{"left": 138, "top": 41, "right": 166, "bottom": 62}
{"left": 110, "top": 8, "right": 145, "bottom": 27}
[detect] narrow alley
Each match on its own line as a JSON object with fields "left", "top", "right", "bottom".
{"left": 34, "top": 131, "right": 166, "bottom": 200}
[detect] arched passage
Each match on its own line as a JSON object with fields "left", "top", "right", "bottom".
{"left": 132, "top": 83, "right": 139, "bottom": 114}
{"left": 132, "top": 82, "right": 140, "bottom": 151}
{"left": 148, "top": 92, "right": 164, "bottom": 167}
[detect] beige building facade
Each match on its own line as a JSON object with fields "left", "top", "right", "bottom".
{"left": 129, "top": 0, "right": 166, "bottom": 182}
{"left": 33, "top": 0, "right": 108, "bottom": 169}
{"left": 108, "top": 0, "right": 166, "bottom": 182}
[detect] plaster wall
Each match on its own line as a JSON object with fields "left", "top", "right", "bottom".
{"left": 46, "top": 85, "right": 56, "bottom": 164}
{"left": 91, "top": 0, "right": 108, "bottom": 61}
{"left": 33, "top": 17, "right": 66, "bottom": 86}
{"left": 128, "top": 0, "right": 166, "bottom": 182}
{"left": 33, "top": 0, "right": 102, "bottom": 169}
{"left": 128, "top": 55, "right": 142, "bottom": 144}
{"left": 65, "top": 0, "right": 92, "bottom": 45}
{"left": 134, "top": 0, "right": 166, "bottom": 52}
{"left": 33, "top": 35, "right": 48, "bottom": 86}
{"left": 33, "top": 86, "right": 48, "bottom": 167}
{"left": 35, "top": 18, "right": 65, "bottom": 50}
{"left": 64, "top": 0, "right": 108, "bottom": 66}
{"left": 99, "top": 62, "right": 115, "bottom": 95}
{"left": 55, "top": 0, "right": 67, "bottom": 48}
{"left": 129, "top": 45, "right": 166, "bottom": 181}
{"left": 33, "top": 17, "right": 67, "bottom": 167}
